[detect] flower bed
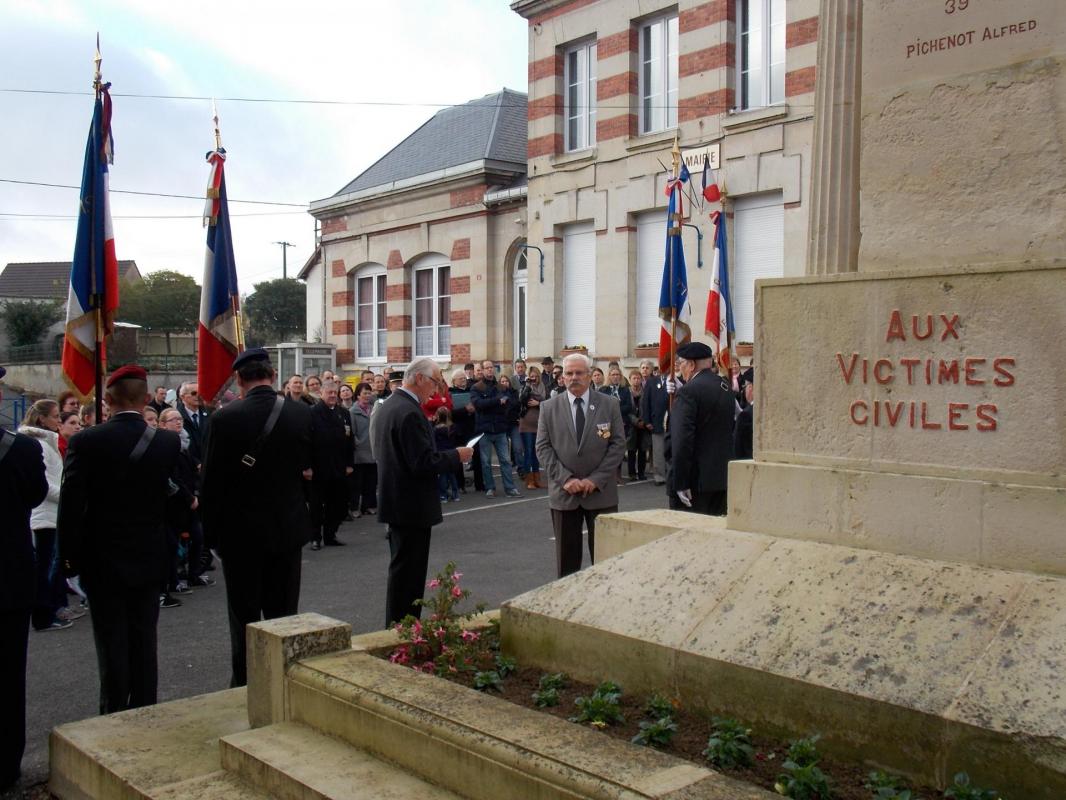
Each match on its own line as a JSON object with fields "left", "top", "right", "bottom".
{"left": 380, "top": 567, "right": 1005, "bottom": 800}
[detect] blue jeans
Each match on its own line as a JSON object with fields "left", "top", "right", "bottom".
{"left": 509, "top": 427, "right": 525, "bottom": 473}
{"left": 520, "top": 431, "right": 540, "bottom": 473}
{"left": 437, "top": 472, "right": 459, "bottom": 499}
{"left": 480, "top": 432, "right": 517, "bottom": 492}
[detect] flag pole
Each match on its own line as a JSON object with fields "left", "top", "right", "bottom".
{"left": 212, "top": 101, "right": 245, "bottom": 353}
{"left": 668, "top": 134, "right": 681, "bottom": 410}
{"left": 92, "top": 35, "right": 104, "bottom": 422}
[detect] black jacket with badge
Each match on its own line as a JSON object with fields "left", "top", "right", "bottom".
{"left": 669, "top": 369, "right": 735, "bottom": 494}
{"left": 200, "top": 385, "right": 313, "bottom": 557}
{"left": 309, "top": 400, "right": 354, "bottom": 480}
{"left": 370, "top": 389, "right": 461, "bottom": 528}
{"left": 0, "top": 430, "right": 48, "bottom": 609}
{"left": 58, "top": 413, "right": 181, "bottom": 588}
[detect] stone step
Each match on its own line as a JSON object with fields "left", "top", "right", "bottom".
{"left": 220, "top": 721, "right": 464, "bottom": 800}
{"left": 283, "top": 648, "right": 773, "bottom": 800}
{"left": 152, "top": 771, "right": 273, "bottom": 799}
{"left": 50, "top": 687, "right": 251, "bottom": 800}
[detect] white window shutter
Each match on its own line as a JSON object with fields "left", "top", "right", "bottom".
{"left": 562, "top": 222, "right": 596, "bottom": 349}
{"left": 636, "top": 211, "right": 667, "bottom": 345}
{"left": 733, "top": 192, "right": 784, "bottom": 342}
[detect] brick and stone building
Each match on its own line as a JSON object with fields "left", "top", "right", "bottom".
{"left": 302, "top": 90, "right": 529, "bottom": 370}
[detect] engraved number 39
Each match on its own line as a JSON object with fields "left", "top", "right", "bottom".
{"left": 944, "top": 0, "right": 969, "bottom": 13}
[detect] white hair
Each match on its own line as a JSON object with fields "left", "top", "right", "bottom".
{"left": 178, "top": 381, "right": 195, "bottom": 396}
{"left": 451, "top": 368, "right": 467, "bottom": 383}
{"left": 403, "top": 358, "right": 438, "bottom": 385}
{"left": 561, "top": 352, "right": 592, "bottom": 370}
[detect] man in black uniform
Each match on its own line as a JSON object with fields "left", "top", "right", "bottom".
{"left": 668, "top": 341, "right": 735, "bottom": 515}
{"left": 58, "top": 365, "right": 181, "bottom": 714}
{"left": 308, "top": 380, "right": 353, "bottom": 550}
{"left": 734, "top": 368, "right": 754, "bottom": 460}
{"left": 0, "top": 364, "right": 48, "bottom": 790}
{"left": 200, "top": 348, "right": 312, "bottom": 687}
{"left": 371, "top": 358, "right": 472, "bottom": 626}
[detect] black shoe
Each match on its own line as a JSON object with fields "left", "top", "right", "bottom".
{"left": 159, "top": 594, "right": 182, "bottom": 609}
{"left": 324, "top": 539, "right": 346, "bottom": 547}
{"left": 310, "top": 541, "right": 322, "bottom": 551}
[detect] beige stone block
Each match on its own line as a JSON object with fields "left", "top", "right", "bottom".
{"left": 757, "top": 153, "right": 801, "bottom": 203}
{"left": 727, "top": 460, "right": 846, "bottom": 543}
{"left": 981, "top": 482, "right": 1066, "bottom": 575}
{"left": 246, "top": 613, "right": 351, "bottom": 729}
{"left": 50, "top": 688, "right": 249, "bottom": 800}
{"left": 723, "top": 154, "right": 758, "bottom": 194}
{"left": 596, "top": 509, "right": 726, "bottom": 561}
{"left": 756, "top": 264, "right": 1066, "bottom": 488}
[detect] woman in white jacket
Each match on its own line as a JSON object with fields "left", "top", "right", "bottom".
{"left": 18, "top": 400, "right": 74, "bottom": 632}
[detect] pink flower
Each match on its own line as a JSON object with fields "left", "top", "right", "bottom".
{"left": 428, "top": 578, "right": 441, "bottom": 589}
{"left": 412, "top": 620, "right": 422, "bottom": 635}
{"left": 420, "top": 662, "right": 436, "bottom": 673}
{"left": 451, "top": 585, "right": 463, "bottom": 598}
{"left": 412, "top": 635, "right": 427, "bottom": 646}
{"left": 451, "top": 572, "right": 463, "bottom": 582}
{"left": 460, "top": 630, "right": 480, "bottom": 643}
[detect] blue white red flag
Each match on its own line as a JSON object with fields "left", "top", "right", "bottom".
{"left": 701, "top": 154, "right": 721, "bottom": 204}
{"left": 657, "top": 172, "right": 691, "bottom": 374}
{"left": 62, "top": 84, "right": 118, "bottom": 399}
{"left": 705, "top": 210, "right": 735, "bottom": 369}
{"left": 198, "top": 147, "right": 242, "bottom": 404}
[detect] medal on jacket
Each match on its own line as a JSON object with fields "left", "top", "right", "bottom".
{"left": 596, "top": 422, "right": 610, "bottom": 439}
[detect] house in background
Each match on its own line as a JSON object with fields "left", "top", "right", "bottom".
{"left": 0, "top": 260, "right": 143, "bottom": 350}
{"left": 512, "top": 0, "right": 816, "bottom": 362}
{"left": 302, "top": 89, "right": 529, "bottom": 370}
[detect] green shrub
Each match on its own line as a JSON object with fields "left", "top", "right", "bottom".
{"left": 702, "top": 716, "right": 755, "bottom": 769}
{"left": 473, "top": 670, "right": 502, "bottom": 692}
{"left": 632, "top": 717, "right": 678, "bottom": 749}
{"left": 775, "top": 760, "right": 833, "bottom": 799}
{"left": 644, "top": 693, "right": 677, "bottom": 720}
{"left": 944, "top": 772, "right": 1002, "bottom": 800}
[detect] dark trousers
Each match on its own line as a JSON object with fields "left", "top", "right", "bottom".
{"left": 0, "top": 608, "right": 30, "bottom": 789}
{"left": 83, "top": 580, "right": 161, "bottom": 715}
{"left": 385, "top": 525, "right": 431, "bottom": 627}
{"left": 350, "top": 463, "right": 378, "bottom": 512}
{"left": 626, "top": 448, "right": 648, "bottom": 479}
{"left": 550, "top": 506, "right": 616, "bottom": 578}
{"left": 222, "top": 548, "right": 301, "bottom": 687}
{"left": 668, "top": 489, "right": 727, "bottom": 516}
{"left": 31, "top": 528, "right": 65, "bottom": 630}
{"left": 470, "top": 446, "right": 485, "bottom": 491}
{"left": 310, "top": 476, "right": 348, "bottom": 543}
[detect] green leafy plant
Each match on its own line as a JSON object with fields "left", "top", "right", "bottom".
{"left": 532, "top": 686, "right": 560, "bottom": 707}
{"left": 539, "top": 673, "right": 569, "bottom": 691}
{"left": 865, "top": 770, "right": 914, "bottom": 800}
{"left": 388, "top": 562, "right": 489, "bottom": 677}
{"left": 787, "top": 735, "right": 822, "bottom": 768}
{"left": 494, "top": 654, "right": 517, "bottom": 677}
{"left": 632, "top": 717, "right": 678, "bottom": 749}
{"left": 570, "top": 682, "right": 624, "bottom": 728}
{"left": 644, "top": 693, "right": 677, "bottom": 721}
{"left": 703, "top": 716, "right": 755, "bottom": 769}
{"left": 473, "top": 670, "right": 503, "bottom": 692}
{"left": 944, "top": 772, "right": 1001, "bottom": 800}
{"left": 775, "top": 760, "right": 833, "bottom": 799}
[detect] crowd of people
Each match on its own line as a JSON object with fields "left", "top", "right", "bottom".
{"left": 0, "top": 345, "right": 754, "bottom": 791}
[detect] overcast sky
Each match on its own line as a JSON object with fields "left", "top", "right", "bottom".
{"left": 0, "top": 0, "right": 528, "bottom": 292}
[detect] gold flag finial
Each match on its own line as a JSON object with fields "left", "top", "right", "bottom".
{"left": 93, "top": 33, "right": 102, "bottom": 95}
{"left": 670, "top": 131, "right": 681, "bottom": 175}
{"left": 212, "top": 99, "right": 222, "bottom": 150}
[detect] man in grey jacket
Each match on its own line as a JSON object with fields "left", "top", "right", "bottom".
{"left": 535, "top": 353, "right": 626, "bottom": 577}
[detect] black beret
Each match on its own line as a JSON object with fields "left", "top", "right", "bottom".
{"left": 540, "top": 356, "right": 554, "bottom": 365}
{"left": 387, "top": 370, "right": 405, "bottom": 383}
{"left": 0, "top": 364, "right": 6, "bottom": 380}
{"left": 231, "top": 347, "right": 271, "bottom": 372}
{"left": 676, "top": 341, "right": 714, "bottom": 360}
{"left": 741, "top": 367, "right": 754, "bottom": 385}
{"left": 106, "top": 364, "right": 147, "bottom": 387}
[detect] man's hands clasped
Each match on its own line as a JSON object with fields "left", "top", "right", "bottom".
{"left": 563, "top": 477, "right": 598, "bottom": 497}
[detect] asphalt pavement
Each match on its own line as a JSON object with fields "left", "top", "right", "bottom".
{"left": 14, "top": 476, "right": 670, "bottom": 793}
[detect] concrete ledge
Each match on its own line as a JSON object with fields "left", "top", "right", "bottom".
{"left": 283, "top": 649, "right": 776, "bottom": 800}
{"left": 501, "top": 527, "right": 1066, "bottom": 797}
{"left": 50, "top": 688, "right": 250, "bottom": 800}
{"left": 596, "top": 510, "right": 726, "bottom": 562}
{"left": 728, "top": 460, "right": 1066, "bottom": 575}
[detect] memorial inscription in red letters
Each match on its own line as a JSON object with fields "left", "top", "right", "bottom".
{"left": 836, "top": 310, "right": 1016, "bottom": 432}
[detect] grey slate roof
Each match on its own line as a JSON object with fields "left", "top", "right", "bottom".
{"left": 334, "top": 88, "right": 528, "bottom": 196}
{"left": 0, "top": 261, "right": 140, "bottom": 300}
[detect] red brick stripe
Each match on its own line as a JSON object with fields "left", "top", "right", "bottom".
{"left": 678, "top": 88, "right": 732, "bottom": 123}
{"left": 331, "top": 259, "right": 346, "bottom": 278}
{"left": 786, "top": 17, "right": 819, "bottom": 49}
{"left": 529, "top": 53, "right": 563, "bottom": 82}
{"left": 597, "top": 28, "right": 637, "bottom": 59}
{"left": 387, "top": 346, "right": 412, "bottom": 363}
{"left": 596, "top": 113, "right": 636, "bottom": 141}
{"left": 679, "top": 43, "right": 734, "bottom": 77}
{"left": 336, "top": 348, "right": 354, "bottom": 364}
{"left": 386, "top": 315, "right": 411, "bottom": 332}
{"left": 597, "top": 72, "right": 637, "bottom": 100}
{"left": 332, "top": 290, "right": 353, "bottom": 307}
{"left": 321, "top": 217, "right": 347, "bottom": 235}
{"left": 385, "top": 283, "right": 411, "bottom": 301}
{"left": 785, "top": 66, "right": 816, "bottom": 96}
{"left": 529, "top": 94, "right": 562, "bottom": 120}
{"left": 451, "top": 239, "right": 471, "bottom": 261}
{"left": 387, "top": 250, "right": 404, "bottom": 270}
{"left": 528, "top": 133, "right": 562, "bottom": 158}
{"left": 450, "top": 276, "right": 471, "bottom": 295}
{"left": 450, "top": 186, "right": 485, "bottom": 208}
{"left": 449, "top": 309, "right": 471, "bottom": 328}
{"left": 332, "top": 320, "right": 354, "bottom": 336}
{"left": 679, "top": 0, "right": 732, "bottom": 34}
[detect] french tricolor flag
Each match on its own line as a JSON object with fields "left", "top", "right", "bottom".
{"left": 705, "top": 211, "right": 735, "bottom": 369}
{"left": 62, "top": 83, "right": 119, "bottom": 399}
{"left": 198, "top": 147, "right": 242, "bottom": 404}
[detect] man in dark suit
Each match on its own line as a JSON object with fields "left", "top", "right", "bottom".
{"left": 200, "top": 348, "right": 313, "bottom": 687}
{"left": 535, "top": 353, "right": 626, "bottom": 577}
{"left": 669, "top": 341, "right": 736, "bottom": 515}
{"left": 371, "top": 358, "right": 472, "bottom": 626}
{"left": 0, "top": 365, "right": 48, "bottom": 790}
{"left": 734, "top": 369, "right": 754, "bottom": 460}
{"left": 308, "top": 380, "right": 353, "bottom": 550}
{"left": 176, "top": 381, "right": 209, "bottom": 467}
{"left": 58, "top": 365, "right": 181, "bottom": 714}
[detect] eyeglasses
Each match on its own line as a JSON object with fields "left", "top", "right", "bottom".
{"left": 187, "top": 391, "right": 198, "bottom": 396}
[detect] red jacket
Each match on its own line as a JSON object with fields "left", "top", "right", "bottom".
{"left": 421, "top": 391, "right": 454, "bottom": 421}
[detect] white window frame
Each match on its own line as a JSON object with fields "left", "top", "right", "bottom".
{"left": 639, "top": 14, "right": 679, "bottom": 135}
{"left": 513, "top": 248, "right": 528, "bottom": 361}
{"left": 564, "top": 40, "right": 597, "bottom": 152}
{"left": 737, "top": 0, "right": 786, "bottom": 110}
{"left": 733, "top": 192, "right": 784, "bottom": 342}
{"left": 562, "top": 222, "right": 596, "bottom": 351}
{"left": 353, "top": 264, "right": 387, "bottom": 363}
{"left": 411, "top": 253, "right": 451, "bottom": 359}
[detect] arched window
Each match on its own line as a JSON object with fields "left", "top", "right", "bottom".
{"left": 353, "top": 263, "right": 387, "bottom": 361}
{"left": 513, "top": 246, "right": 528, "bottom": 360}
{"left": 410, "top": 253, "right": 451, "bottom": 358}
